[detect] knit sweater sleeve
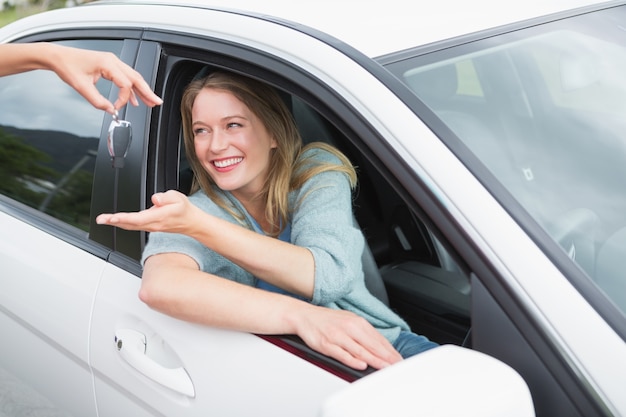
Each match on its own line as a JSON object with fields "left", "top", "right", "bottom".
{"left": 140, "top": 191, "right": 255, "bottom": 287}
{"left": 290, "top": 151, "right": 365, "bottom": 306}
{"left": 141, "top": 229, "right": 207, "bottom": 268}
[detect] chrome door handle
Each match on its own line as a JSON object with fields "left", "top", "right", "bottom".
{"left": 114, "top": 329, "right": 195, "bottom": 398}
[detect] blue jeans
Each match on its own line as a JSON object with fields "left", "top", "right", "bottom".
{"left": 393, "top": 331, "right": 438, "bottom": 359}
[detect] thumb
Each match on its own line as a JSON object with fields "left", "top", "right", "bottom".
{"left": 84, "top": 88, "right": 116, "bottom": 113}
{"left": 151, "top": 190, "right": 183, "bottom": 207}
{"left": 151, "top": 192, "right": 167, "bottom": 207}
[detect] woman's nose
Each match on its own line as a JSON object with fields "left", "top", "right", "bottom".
{"left": 209, "top": 129, "right": 228, "bottom": 153}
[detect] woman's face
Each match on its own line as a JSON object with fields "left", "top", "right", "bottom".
{"left": 191, "top": 88, "right": 277, "bottom": 201}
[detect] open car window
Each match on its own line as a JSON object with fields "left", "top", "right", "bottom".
{"left": 150, "top": 54, "right": 471, "bottom": 379}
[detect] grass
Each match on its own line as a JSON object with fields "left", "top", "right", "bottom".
{"left": 0, "top": 5, "right": 54, "bottom": 28}
{"left": 0, "top": 8, "right": 20, "bottom": 28}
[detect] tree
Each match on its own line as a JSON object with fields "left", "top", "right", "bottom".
{"left": 0, "top": 128, "right": 57, "bottom": 204}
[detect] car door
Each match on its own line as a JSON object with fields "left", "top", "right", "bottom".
{"left": 85, "top": 18, "right": 523, "bottom": 416}
{"left": 87, "top": 39, "right": 349, "bottom": 417}
{"left": 0, "top": 38, "right": 123, "bottom": 417}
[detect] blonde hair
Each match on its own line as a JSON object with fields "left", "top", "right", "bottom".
{"left": 180, "top": 71, "right": 356, "bottom": 236}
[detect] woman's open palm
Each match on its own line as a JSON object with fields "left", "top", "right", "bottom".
{"left": 96, "top": 190, "right": 201, "bottom": 234}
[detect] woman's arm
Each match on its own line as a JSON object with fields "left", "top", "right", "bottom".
{"left": 97, "top": 190, "right": 316, "bottom": 298}
{"left": 98, "top": 167, "right": 359, "bottom": 302}
{"left": 141, "top": 252, "right": 402, "bottom": 370}
{"left": 188, "top": 212, "right": 316, "bottom": 298}
{"left": 289, "top": 168, "right": 364, "bottom": 304}
{"left": 0, "top": 43, "right": 162, "bottom": 112}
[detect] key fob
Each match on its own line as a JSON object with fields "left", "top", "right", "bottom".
{"left": 107, "top": 111, "right": 132, "bottom": 168}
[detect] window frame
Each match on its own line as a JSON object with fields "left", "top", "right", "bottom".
{"left": 141, "top": 31, "right": 474, "bottom": 378}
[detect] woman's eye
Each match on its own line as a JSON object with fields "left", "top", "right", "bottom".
{"left": 227, "top": 122, "right": 242, "bottom": 129}
{"left": 193, "top": 128, "right": 208, "bottom": 135}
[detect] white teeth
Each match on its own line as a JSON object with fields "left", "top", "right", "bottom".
{"left": 213, "top": 157, "right": 242, "bottom": 168}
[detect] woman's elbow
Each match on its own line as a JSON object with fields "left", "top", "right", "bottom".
{"left": 139, "top": 256, "right": 173, "bottom": 309}
{"left": 314, "top": 268, "right": 359, "bottom": 303}
{"left": 139, "top": 253, "right": 199, "bottom": 310}
{"left": 138, "top": 270, "right": 163, "bottom": 308}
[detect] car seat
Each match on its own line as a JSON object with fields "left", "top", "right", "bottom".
{"left": 290, "top": 95, "right": 391, "bottom": 305}
{"left": 595, "top": 227, "right": 626, "bottom": 312}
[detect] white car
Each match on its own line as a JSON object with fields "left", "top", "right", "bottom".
{"left": 1, "top": 1, "right": 625, "bottom": 416}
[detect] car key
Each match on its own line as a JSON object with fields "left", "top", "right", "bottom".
{"left": 107, "top": 110, "right": 132, "bottom": 168}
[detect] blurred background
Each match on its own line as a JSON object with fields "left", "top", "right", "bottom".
{"left": 0, "top": 0, "right": 92, "bottom": 27}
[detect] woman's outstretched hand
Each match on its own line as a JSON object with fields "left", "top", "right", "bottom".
{"left": 96, "top": 190, "right": 198, "bottom": 234}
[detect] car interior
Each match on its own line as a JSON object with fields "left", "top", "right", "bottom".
{"left": 161, "top": 61, "right": 472, "bottom": 378}
{"left": 402, "top": 43, "right": 626, "bottom": 314}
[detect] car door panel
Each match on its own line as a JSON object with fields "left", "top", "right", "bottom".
{"left": 0, "top": 35, "right": 148, "bottom": 416}
{"left": 84, "top": 37, "right": 354, "bottom": 415}
{"left": 0, "top": 209, "right": 103, "bottom": 417}
{"left": 89, "top": 263, "right": 348, "bottom": 417}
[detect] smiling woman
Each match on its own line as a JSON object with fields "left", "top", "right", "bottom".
{"left": 97, "top": 70, "right": 439, "bottom": 369}
{"left": 190, "top": 87, "right": 278, "bottom": 208}
{"left": 2, "top": 1, "right": 625, "bottom": 416}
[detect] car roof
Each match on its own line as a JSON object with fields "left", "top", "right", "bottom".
{"left": 115, "top": 0, "right": 611, "bottom": 56}
{"left": 1, "top": 0, "right": 614, "bottom": 57}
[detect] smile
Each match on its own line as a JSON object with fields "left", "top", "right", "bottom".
{"left": 213, "top": 157, "right": 243, "bottom": 168}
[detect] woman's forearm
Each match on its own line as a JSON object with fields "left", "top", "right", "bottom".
{"left": 97, "top": 190, "right": 316, "bottom": 298}
{"left": 140, "top": 253, "right": 402, "bottom": 370}
{"left": 141, "top": 253, "right": 307, "bottom": 333}
{"left": 188, "top": 211, "right": 316, "bottom": 299}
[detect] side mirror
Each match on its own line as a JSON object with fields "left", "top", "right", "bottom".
{"left": 320, "top": 345, "right": 535, "bottom": 417}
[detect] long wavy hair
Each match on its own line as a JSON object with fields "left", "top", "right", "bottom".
{"left": 180, "top": 71, "right": 356, "bottom": 236}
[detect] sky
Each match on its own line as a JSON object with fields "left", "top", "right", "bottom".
{"left": 0, "top": 63, "right": 105, "bottom": 138}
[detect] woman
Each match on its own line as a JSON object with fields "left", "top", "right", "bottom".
{"left": 97, "top": 71, "right": 436, "bottom": 370}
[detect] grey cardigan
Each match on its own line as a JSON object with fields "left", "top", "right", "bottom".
{"left": 142, "top": 148, "right": 409, "bottom": 343}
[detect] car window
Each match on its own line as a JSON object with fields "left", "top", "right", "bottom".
{"left": 151, "top": 57, "right": 471, "bottom": 379}
{"left": 387, "top": 6, "right": 626, "bottom": 318}
{"left": 0, "top": 39, "right": 120, "bottom": 233}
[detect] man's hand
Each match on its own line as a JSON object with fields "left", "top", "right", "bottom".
{"left": 48, "top": 44, "right": 163, "bottom": 113}
{"left": 0, "top": 43, "right": 162, "bottom": 113}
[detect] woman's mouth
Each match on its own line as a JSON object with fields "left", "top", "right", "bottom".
{"left": 212, "top": 157, "right": 243, "bottom": 170}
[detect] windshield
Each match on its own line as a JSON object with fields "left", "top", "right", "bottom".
{"left": 386, "top": 5, "right": 626, "bottom": 318}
